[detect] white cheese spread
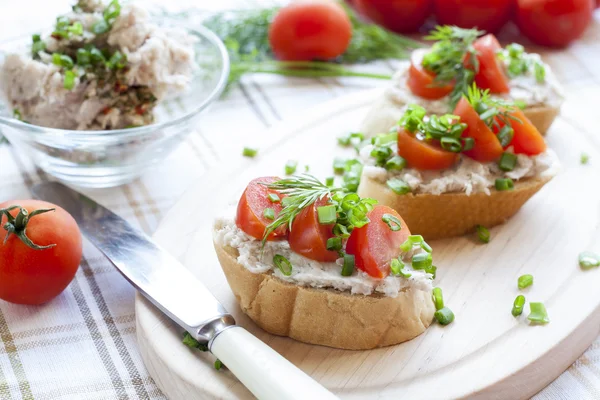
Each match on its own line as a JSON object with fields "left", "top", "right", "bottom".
{"left": 213, "top": 217, "right": 433, "bottom": 298}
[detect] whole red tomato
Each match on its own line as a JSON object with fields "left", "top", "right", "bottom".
{"left": 355, "top": 0, "right": 433, "bottom": 33}
{"left": 434, "top": 0, "right": 513, "bottom": 33}
{"left": 0, "top": 200, "right": 82, "bottom": 305}
{"left": 269, "top": 0, "right": 353, "bottom": 61}
{"left": 515, "top": 0, "right": 594, "bottom": 47}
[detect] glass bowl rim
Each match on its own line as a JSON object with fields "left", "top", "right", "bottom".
{"left": 0, "top": 23, "right": 230, "bottom": 141}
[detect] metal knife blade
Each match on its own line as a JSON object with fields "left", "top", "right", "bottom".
{"left": 32, "top": 182, "right": 235, "bottom": 342}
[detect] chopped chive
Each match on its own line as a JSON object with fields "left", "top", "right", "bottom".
{"left": 462, "top": 137, "right": 475, "bottom": 152}
{"left": 63, "top": 70, "right": 76, "bottom": 90}
{"left": 514, "top": 100, "right": 527, "bottom": 110}
{"left": 263, "top": 208, "right": 275, "bottom": 220}
{"left": 495, "top": 178, "right": 514, "bottom": 191}
{"left": 497, "top": 126, "right": 514, "bottom": 148}
{"left": 107, "top": 50, "right": 127, "bottom": 69}
{"left": 333, "top": 223, "right": 351, "bottom": 239}
{"left": 579, "top": 251, "right": 600, "bottom": 270}
{"left": 317, "top": 205, "right": 337, "bottom": 225}
{"left": 427, "top": 265, "right": 437, "bottom": 279}
{"left": 527, "top": 302, "right": 549, "bottom": 324}
{"left": 76, "top": 48, "right": 91, "bottom": 65}
{"left": 382, "top": 213, "right": 402, "bottom": 231}
{"left": 13, "top": 109, "right": 22, "bottom": 121}
{"left": 31, "top": 39, "right": 46, "bottom": 54}
{"left": 385, "top": 155, "right": 407, "bottom": 171}
{"left": 581, "top": 153, "right": 590, "bottom": 165}
{"left": 337, "top": 135, "right": 351, "bottom": 146}
{"left": 421, "top": 241, "right": 432, "bottom": 253}
{"left": 440, "top": 137, "right": 462, "bottom": 153}
{"left": 90, "top": 47, "right": 106, "bottom": 63}
{"left": 67, "top": 21, "right": 83, "bottom": 36}
{"left": 304, "top": 165, "right": 310, "bottom": 172}
{"left": 434, "top": 307, "right": 455, "bottom": 325}
{"left": 387, "top": 178, "right": 411, "bottom": 195}
{"left": 341, "top": 254, "right": 355, "bottom": 276}
{"left": 267, "top": 193, "right": 280, "bottom": 203}
{"left": 412, "top": 252, "right": 433, "bottom": 270}
{"left": 333, "top": 158, "right": 346, "bottom": 174}
{"left": 242, "top": 147, "right": 258, "bottom": 157}
{"left": 390, "top": 258, "right": 411, "bottom": 278}
{"left": 518, "top": 274, "right": 533, "bottom": 289}
{"left": 498, "top": 152, "right": 517, "bottom": 172}
{"left": 370, "top": 146, "right": 393, "bottom": 164}
{"left": 92, "top": 19, "right": 110, "bottom": 34}
{"left": 476, "top": 225, "right": 490, "bottom": 244}
{"left": 400, "top": 235, "right": 425, "bottom": 252}
{"left": 32, "top": 34, "right": 41, "bottom": 42}
{"left": 214, "top": 359, "right": 223, "bottom": 370}
{"left": 182, "top": 332, "right": 208, "bottom": 351}
{"left": 371, "top": 132, "right": 397, "bottom": 146}
{"left": 325, "top": 176, "right": 335, "bottom": 187}
{"left": 285, "top": 160, "right": 298, "bottom": 175}
{"left": 534, "top": 62, "right": 546, "bottom": 83}
{"left": 432, "top": 287, "right": 444, "bottom": 310}
{"left": 326, "top": 237, "right": 342, "bottom": 251}
{"left": 52, "top": 53, "right": 74, "bottom": 69}
{"left": 512, "top": 295, "right": 525, "bottom": 317}
{"left": 273, "top": 254, "right": 292, "bottom": 276}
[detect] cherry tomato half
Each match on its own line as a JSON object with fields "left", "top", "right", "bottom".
{"left": 407, "top": 49, "right": 455, "bottom": 100}
{"left": 453, "top": 97, "right": 504, "bottom": 162}
{"left": 515, "top": 0, "right": 594, "bottom": 48}
{"left": 288, "top": 198, "right": 339, "bottom": 262}
{"left": 269, "top": 0, "right": 353, "bottom": 61}
{"left": 506, "top": 109, "right": 547, "bottom": 155}
{"left": 0, "top": 200, "right": 82, "bottom": 305}
{"left": 397, "top": 127, "right": 460, "bottom": 170}
{"left": 472, "top": 34, "right": 510, "bottom": 94}
{"left": 236, "top": 177, "right": 286, "bottom": 241}
{"left": 434, "top": 0, "right": 513, "bottom": 34}
{"left": 346, "top": 205, "right": 411, "bottom": 279}
{"left": 354, "top": 0, "right": 433, "bottom": 33}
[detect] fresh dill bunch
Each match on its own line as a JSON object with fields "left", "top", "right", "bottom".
{"left": 422, "top": 26, "right": 485, "bottom": 107}
{"left": 465, "top": 84, "right": 521, "bottom": 129}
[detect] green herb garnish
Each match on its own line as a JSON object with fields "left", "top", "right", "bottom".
{"left": 412, "top": 252, "right": 433, "bottom": 270}
{"left": 341, "top": 254, "right": 355, "bottom": 276}
{"left": 518, "top": 274, "right": 533, "bottom": 289}
{"left": 512, "top": 295, "right": 526, "bottom": 317}
{"left": 382, "top": 213, "right": 402, "bottom": 232}
{"left": 182, "top": 332, "right": 208, "bottom": 351}
{"left": 267, "top": 193, "right": 280, "bottom": 203}
{"left": 214, "top": 359, "right": 223, "bottom": 370}
{"left": 63, "top": 70, "right": 76, "bottom": 90}
{"left": 434, "top": 307, "right": 455, "bottom": 326}
{"left": 273, "top": 254, "right": 292, "bottom": 276}
{"left": 242, "top": 147, "right": 258, "bottom": 157}
{"left": 581, "top": 153, "right": 590, "bottom": 165}
{"left": 387, "top": 178, "right": 411, "bottom": 195}
{"left": 495, "top": 178, "right": 514, "bottom": 191}
{"left": 317, "top": 205, "right": 337, "bottom": 225}
{"left": 476, "top": 225, "right": 490, "bottom": 243}
{"left": 498, "top": 152, "right": 517, "bottom": 172}
{"left": 263, "top": 208, "right": 275, "bottom": 220}
{"left": 499, "top": 43, "right": 546, "bottom": 84}
{"left": 432, "top": 287, "right": 444, "bottom": 310}
{"left": 466, "top": 84, "right": 521, "bottom": 130}
{"left": 579, "top": 252, "right": 600, "bottom": 270}
{"left": 527, "top": 302, "right": 549, "bottom": 324}
{"left": 285, "top": 160, "right": 298, "bottom": 175}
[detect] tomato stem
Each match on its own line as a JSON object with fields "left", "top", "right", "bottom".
{"left": 1, "top": 206, "right": 57, "bottom": 250}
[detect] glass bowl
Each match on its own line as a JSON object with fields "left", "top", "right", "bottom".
{"left": 0, "top": 24, "right": 229, "bottom": 188}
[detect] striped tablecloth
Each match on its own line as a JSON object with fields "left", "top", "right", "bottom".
{"left": 1, "top": 1, "right": 600, "bottom": 399}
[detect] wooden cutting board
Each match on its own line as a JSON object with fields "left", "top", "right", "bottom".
{"left": 135, "top": 82, "right": 600, "bottom": 399}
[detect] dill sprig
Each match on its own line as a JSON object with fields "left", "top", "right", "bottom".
{"left": 465, "top": 84, "right": 521, "bottom": 129}
{"left": 261, "top": 175, "right": 339, "bottom": 245}
{"left": 422, "top": 26, "right": 484, "bottom": 107}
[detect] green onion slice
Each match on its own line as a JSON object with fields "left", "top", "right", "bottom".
{"left": 333, "top": 158, "right": 346, "bottom": 174}
{"left": 581, "top": 153, "right": 590, "bottom": 165}
{"left": 434, "top": 307, "right": 455, "bottom": 326}
{"left": 326, "top": 237, "right": 342, "bottom": 252}
{"left": 76, "top": 48, "right": 91, "bottom": 65}
{"left": 579, "top": 251, "right": 600, "bottom": 270}
{"left": 440, "top": 137, "right": 462, "bottom": 153}
{"left": 497, "top": 126, "right": 514, "bottom": 148}
{"left": 317, "top": 205, "right": 337, "bottom": 225}
{"left": 273, "top": 254, "right": 292, "bottom": 276}
{"left": 325, "top": 176, "right": 335, "bottom": 187}
{"left": 387, "top": 178, "right": 411, "bottom": 195}
{"left": 527, "top": 302, "right": 549, "bottom": 324}
{"left": 92, "top": 19, "right": 110, "bottom": 35}
{"left": 242, "top": 147, "right": 258, "bottom": 157}
{"left": 385, "top": 155, "right": 407, "bottom": 171}
{"left": 518, "top": 274, "right": 533, "bottom": 289}
{"left": 476, "top": 225, "right": 490, "bottom": 244}
{"left": 432, "top": 287, "right": 444, "bottom": 310}
{"left": 412, "top": 252, "right": 433, "bottom": 270}
{"left": 214, "top": 359, "right": 223, "bottom": 370}
{"left": 267, "top": 193, "right": 280, "bottom": 203}
{"left": 382, "top": 213, "right": 402, "bottom": 231}
{"left": 285, "top": 160, "right": 298, "bottom": 175}
{"left": 333, "top": 223, "right": 351, "bottom": 239}
{"left": 512, "top": 295, "right": 525, "bottom": 317}
{"left": 390, "top": 258, "right": 411, "bottom": 278}
{"left": 63, "top": 70, "right": 76, "bottom": 90}
{"left": 400, "top": 235, "right": 425, "bottom": 252}
{"left": 263, "top": 208, "right": 275, "bottom": 220}
{"left": 341, "top": 254, "right": 355, "bottom": 276}
{"left": 495, "top": 178, "right": 514, "bottom": 191}
{"left": 462, "top": 137, "right": 475, "bottom": 152}
{"left": 498, "top": 152, "right": 517, "bottom": 172}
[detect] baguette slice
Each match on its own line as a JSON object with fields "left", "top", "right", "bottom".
{"left": 358, "top": 175, "right": 552, "bottom": 241}
{"left": 213, "top": 238, "right": 436, "bottom": 350}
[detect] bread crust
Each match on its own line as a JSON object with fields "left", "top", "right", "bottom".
{"left": 360, "top": 96, "right": 560, "bottom": 137}
{"left": 213, "top": 240, "right": 435, "bottom": 350}
{"left": 358, "top": 174, "right": 552, "bottom": 240}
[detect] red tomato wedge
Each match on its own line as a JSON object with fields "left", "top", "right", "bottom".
{"left": 472, "top": 34, "right": 510, "bottom": 94}
{"left": 506, "top": 109, "right": 547, "bottom": 155}
{"left": 346, "top": 205, "right": 411, "bottom": 279}
{"left": 397, "top": 127, "right": 460, "bottom": 170}
{"left": 288, "top": 198, "right": 339, "bottom": 262}
{"left": 454, "top": 97, "right": 504, "bottom": 162}
{"left": 407, "top": 49, "right": 455, "bottom": 100}
{"left": 236, "top": 177, "right": 286, "bottom": 241}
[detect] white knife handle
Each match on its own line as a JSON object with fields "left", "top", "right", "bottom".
{"left": 210, "top": 326, "right": 338, "bottom": 400}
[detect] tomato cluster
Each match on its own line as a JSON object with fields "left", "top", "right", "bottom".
{"left": 236, "top": 177, "right": 410, "bottom": 278}
{"left": 354, "top": 0, "right": 595, "bottom": 47}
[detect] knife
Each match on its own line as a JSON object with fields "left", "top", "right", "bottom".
{"left": 32, "top": 182, "right": 338, "bottom": 400}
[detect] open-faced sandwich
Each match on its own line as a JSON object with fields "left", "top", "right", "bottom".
{"left": 361, "top": 26, "right": 564, "bottom": 137}
{"left": 357, "top": 86, "right": 560, "bottom": 240}
{"left": 213, "top": 175, "right": 443, "bottom": 350}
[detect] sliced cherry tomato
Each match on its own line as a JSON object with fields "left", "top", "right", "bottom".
{"left": 407, "top": 49, "right": 455, "bottom": 100}
{"left": 354, "top": 0, "right": 433, "bottom": 34}
{"left": 472, "top": 34, "right": 510, "bottom": 94}
{"left": 346, "top": 205, "right": 411, "bottom": 279}
{"left": 516, "top": 0, "right": 594, "bottom": 48}
{"left": 236, "top": 177, "right": 286, "bottom": 241}
{"left": 506, "top": 109, "right": 547, "bottom": 155}
{"left": 397, "top": 127, "right": 459, "bottom": 170}
{"left": 268, "top": 0, "right": 353, "bottom": 61}
{"left": 0, "top": 200, "right": 82, "bottom": 305}
{"left": 453, "top": 97, "right": 504, "bottom": 162}
{"left": 288, "top": 198, "right": 339, "bottom": 262}
{"left": 434, "top": 0, "right": 513, "bottom": 34}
